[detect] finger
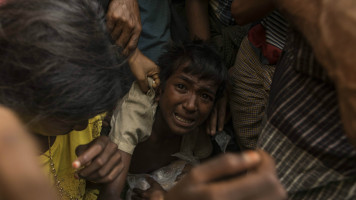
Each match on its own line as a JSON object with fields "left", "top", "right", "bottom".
{"left": 188, "top": 152, "right": 261, "bottom": 183}
{"left": 217, "top": 97, "right": 227, "bottom": 132}
{"left": 106, "top": 14, "right": 115, "bottom": 32}
{"left": 94, "top": 160, "right": 124, "bottom": 183}
{"left": 131, "top": 194, "right": 144, "bottom": 200}
{"left": 123, "top": 34, "right": 139, "bottom": 56}
{"left": 111, "top": 25, "right": 124, "bottom": 45}
{"left": 137, "top": 78, "right": 149, "bottom": 93}
{"left": 84, "top": 149, "right": 121, "bottom": 181}
{"left": 255, "top": 150, "right": 277, "bottom": 173}
{"left": 144, "top": 176, "right": 157, "bottom": 186}
{"left": 78, "top": 140, "right": 117, "bottom": 177}
{"left": 74, "top": 137, "right": 107, "bottom": 168}
{"left": 133, "top": 188, "right": 145, "bottom": 198}
{"left": 209, "top": 106, "right": 217, "bottom": 135}
{"left": 106, "top": 0, "right": 122, "bottom": 32}
{"left": 117, "top": 24, "right": 133, "bottom": 54}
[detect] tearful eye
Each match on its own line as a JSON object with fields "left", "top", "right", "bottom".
{"left": 176, "top": 84, "right": 186, "bottom": 90}
{"left": 201, "top": 93, "right": 214, "bottom": 102}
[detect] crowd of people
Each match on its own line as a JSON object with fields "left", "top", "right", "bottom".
{"left": 0, "top": 0, "right": 356, "bottom": 200}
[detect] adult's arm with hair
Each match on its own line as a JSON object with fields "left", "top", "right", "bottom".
{"left": 185, "top": 0, "right": 210, "bottom": 40}
{"left": 231, "top": 0, "right": 274, "bottom": 25}
{"left": 97, "top": 150, "right": 132, "bottom": 200}
{"left": 145, "top": 151, "right": 286, "bottom": 200}
{"left": 273, "top": 0, "right": 356, "bottom": 147}
{"left": 0, "top": 107, "right": 57, "bottom": 200}
{"left": 128, "top": 48, "right": 160, "bottom": 93}
{"left": 106, "top": 0, "right": 141, "bottom": 56}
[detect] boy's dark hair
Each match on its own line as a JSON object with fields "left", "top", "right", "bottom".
{"left": 157, "top": 41, "right": 227, "bottom": 99}
{"left": 0, "top": 0, "right": 125, "bottom": 122}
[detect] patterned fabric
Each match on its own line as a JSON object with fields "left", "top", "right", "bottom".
{"left": 209, "top": 0, "right": 235, "bottom": 26}
{"left": 40, "top": 114, "right": 105, "bottom": 200}
{"left": 260, "top": 10, "right": 288, "bottom": 50}
{"left": 229, "top": 37, "right": 275, "bottom": 150}
{"left": 258, "top": 30, "right": 356, "bottom": 199}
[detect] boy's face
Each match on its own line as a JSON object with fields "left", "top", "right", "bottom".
{"left": 158, "top": 66, "right": 218, "bottom": 135}
{"left": 28, "top": 117, "right": 88, "bottom": 136}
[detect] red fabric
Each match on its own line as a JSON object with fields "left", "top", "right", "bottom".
{"left": 0, "top": 0, "right": 6, "bottom": 6}
{"left": 247, "top": 24, "right": 282, "bottom": 65}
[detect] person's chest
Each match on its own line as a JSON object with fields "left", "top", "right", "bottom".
{"left": 129, "top": 136, "right": 182, "bottom": 174}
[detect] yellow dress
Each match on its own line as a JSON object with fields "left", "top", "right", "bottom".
{"left": 40, "top": 114, "right": 104, "bottom": 200}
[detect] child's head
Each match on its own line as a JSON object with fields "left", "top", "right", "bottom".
{"left": 0, "top": 0, "right": 125, "bottom": 135}
{"left": 156, "top": 42, "right": 227, "bottom": 135}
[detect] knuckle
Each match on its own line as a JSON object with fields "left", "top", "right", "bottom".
{"left": 112, "top": 11, "right": 121, "bottom": 20}
{"left": 118, "top": 162, "right": 124, "bottom": 172}
{"left": 95, "top": 158, "right": 104, "bottom": 167}
{"left": 98, "top": 169, "right": 107, "bottom": 177}
{"left": 105, "top": 176, "right": 114, "bottom": 183}
{"left": 277, "top": 187, "right": 288, "bottom": 200}
{"left": 110, "top": 142, "right": 118, "bottom": 150}
{"left": 221, "top": 153, "right": 239, "bottom": 167}
{"left": 136, "top": 25, "right": 142, "bottom": 33}
{"left": 115, "top": 151, "right": 122, "bottom": 161}
{"left": 188, "top": 167, "right": 201, "bottom": 181}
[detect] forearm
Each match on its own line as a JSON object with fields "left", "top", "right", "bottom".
{"left": 231, "top": 0, "right": 274, "bottom": 25}
{"left": 275, "top": 0, "right": 356, "bottom": 146}
{"left": 98, "top": 150, "right": 132, "bottom": 200}
{"left": 185, "top": 0, "right": 210, "bottom": 40}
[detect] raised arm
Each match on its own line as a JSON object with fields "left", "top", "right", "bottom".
{"left": 185, "top": 0, "right": 210, "bottom": 40}
{"left": 274, "top": 0, "right": 356, "bottom": 146}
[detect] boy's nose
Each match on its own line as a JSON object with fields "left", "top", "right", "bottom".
{"left": 183, "top": 94, "right": 198, "bottom": 112}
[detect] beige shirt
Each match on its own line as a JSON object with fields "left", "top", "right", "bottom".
{"left": 109, "top": 80, "right": 212, "bottom": 161}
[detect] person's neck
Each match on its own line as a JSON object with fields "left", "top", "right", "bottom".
{"left": 151, "top": 109, "right": 181, "bottom": 142}
{"left": 32, "top": 133, "right": 56, "bottom": 155}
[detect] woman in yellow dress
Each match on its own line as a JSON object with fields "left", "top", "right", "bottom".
{"left": 0, "top": 0, "right": 127, "bottom": 199}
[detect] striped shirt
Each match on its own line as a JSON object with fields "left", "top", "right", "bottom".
{"left": 258, "top": 29, "right": 356, "bottom": 199}
{"left": 261, "top": 11, "right": 288, "bottom": 50}
{"left": 209, "top": 0, "right": 235, "bottom": 26}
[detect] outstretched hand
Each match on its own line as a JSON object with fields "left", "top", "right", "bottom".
{"left": 164, "top": 150, "right": 287, "bottom": 200}
{"left": 106, "top": 0, "right": 141, "bottom": 56}
{"left": 73, "top": 136, "right": 123, "bottom": 184}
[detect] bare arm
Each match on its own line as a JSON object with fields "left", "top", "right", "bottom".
{"left": 0, "top": 107, "right": 57, "bottom": 200}
{"left": 274, "top": 0, "right": 356, "bottom": 147}
{"left": 231, "top": 0, "right": 274, "bottom": 25}
{"left": 185, "top": 0, "right": 210, "bottom": 40}
{"left": 128, "top": 48, "right": 160, "bottom": 93}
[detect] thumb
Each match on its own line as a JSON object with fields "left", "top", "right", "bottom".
{"left": 75, "top": 144, "right": 89, "bottom": 157}
{"left": 73, "top": 144, "right": 89, "bottom": 169}
{"left": 137, "top": 77, "right": 149, "bottom": 93}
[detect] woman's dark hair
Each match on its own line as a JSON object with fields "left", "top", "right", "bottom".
{"left": 157, "top": 41, "right": 227, "bottom": 99}
{"left": 0, "top": 0, "right": 126, "bottom": 122}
